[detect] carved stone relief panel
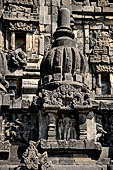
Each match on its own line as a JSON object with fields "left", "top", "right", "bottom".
{"left": 98, "top": 0, "right": 108, "bottom": 6}
{"left": 89, "top": 23, "right": 113, "bottom": 64}
{"left": 57, "top": 111, "right": 78, "bottom": 140}
{"left": 9, "top": 22, "right": 32, "bottom": 32}
{"left": 42, "top": 84, "right": 92, "bottom": 109}
{"left": 4, "top": 112, "right": 36, "bottom": 143}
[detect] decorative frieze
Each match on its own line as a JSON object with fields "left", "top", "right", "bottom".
{"left": 9, "top": 22, "right": 32, "bottom": 32}
{"left": 96, "top": 64, "right": 113, "bottom": 73}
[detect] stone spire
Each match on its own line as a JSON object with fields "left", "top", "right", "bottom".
{"left": 40, "top": 8, "right": 87, "bottom": 85}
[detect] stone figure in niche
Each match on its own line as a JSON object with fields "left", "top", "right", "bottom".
{"left": 95, "top": 115, "right": 107, "bottom": 142}
{"left": 58, "top": 114, "right": 77, "bottom": 140}
{"left": 63, "top": 116, "right": 71, "bottom": 140}
{"left": 0, "top": 50, "right": 9, "bottom": 93}
{"left": 70, "top": 115, "right": 77, "bottom": 139}
{"left": 58, "top": 115, "right": 64, "bottom": 140}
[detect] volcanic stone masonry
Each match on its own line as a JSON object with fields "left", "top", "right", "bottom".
{"left": 1, "top": 0, "right": 113, "bottom": 170}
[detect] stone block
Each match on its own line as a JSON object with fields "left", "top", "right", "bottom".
{"left": 0, "top": 0, "right": 3, "bottom": 10}
{"left": 48, "top": 131, "right": 56, "bottom": 137}
{"left": 0, "top": 166, "right": 8, "bottom": 170}
{"left": 72, "top": 4, "right": 82, "bottom": 12}
{"left": 110, "top": 3, "right": 113, "bottom": 7}
{"left": 39, "top": 24, "right": 44, "bottom": 32}
{"left": 2, "top": 94, "right": 10, "bottom": 106}
{"left": 22, "top": 79, "right": 39, "bottom": 89}
{"left": 44, "top": 15, "right": 51, "bottom": 24}
{"left": 64, "top": 73, "right": 73, "bottom": 81}
{"left": 10, "top": 145, "right": 19, "bottom": 163}
{"left": 91, "top": 2, "right": 97, "bottom": 6}
{"left": 102, "top": 55, "right": 109, "bottom": 63}
{"left": 103, "top": 165, "right": 107, "bottom": 170}
{"left": 0, "top": 94, "right": 2, "bottom": 105}
{"left": 12, "top": 97, "right": 21, "bottom": 109}
{"left": 52, "top": 0, "right": 60, "bottom": 6}
{"left": 90, "top": 55, "right": 101, "bottom": 63}
{"left": 45, "top": 0, "right": 51, "bottom": 6}
{"left": 96, "top": 87, "right": 101, "bottom": 95}
{"left": 95, "top": 7, "right": 101, "bottom": 12}
{"left": 54, "top": 165, "right": 102, "bottom": 170}
{"left": 39, "top": 15, "right": 44, "bottom": 24}
{"left": 52, "top": 6, "right": 58, "bottom": 15}
{"left": 59, "top": 158, "right": 74, "bottom": 165}
{"left": 83, "top": 6, "right": 94, "bottom": 12}
{"left": 40, "top": 6, "right": 48, "bottom": 16}
{"left": 52, "top": 22, "right": 57, "bottom": 33}
{"left": 45, "top": 25, "right": 51, "bottom": 33}
{"left": 73, "top": 74, "right": 82, "bottom": 83}
{"left": 39, "top": 34, "right": 44, "bottom": 55}
{"left": 44, "top": 75, "right": 53, "bottom": 84}
{"left": 103, "top": 7, "right": 113, "bottom": 13}
{"left": 39, "top": 0, "right": 45, "bottom": 6}
{"left": 52, "top": 15, "right": 58, "bottom": 22}
{"left": 61, "top": 0, "right": 72, "bottom": 5}
{"left": 53, "top": 73, "right": 62, "bottom": 81}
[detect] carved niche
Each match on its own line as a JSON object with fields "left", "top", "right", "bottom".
{"left": 57, "top": 113, "right": 78, "bottom": 140}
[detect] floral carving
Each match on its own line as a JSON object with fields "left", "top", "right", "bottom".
{"left": 23, "top": 141, "right": 40, "bottom": 170}
{"left": 23, "top": 141, "right": 54, "bottom": 170}
{"left": 42, "top": 84, "right": 92, "bottom": 109}
{"left": 9, "top": 22, "right": 32, "bottom": 32}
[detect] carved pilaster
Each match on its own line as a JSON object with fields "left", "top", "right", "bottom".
{"left": 5, "top": 27, "right": 9, "bottom": 50}
{"left": 96, "top": 73, "right": 101, "bottom": 95}
{"left": 47, "top": 111, "right": 56, "bottom": 141}
{"left": 11, "top": 31, "right": 15, "bottom": 50}
{"left": 26, "top": 33, "right": 32, "bottom": 54}
{"left": 79, "top": 114, "right": 87, "bottom": 140}
{"left": 87, "top": 111, "right": 96, "bottom": 141}
{"left": 0, "top": 23, "right": 4, "bottom": 49}
{"left": 110, "top": 74, "right": 113, "bottom": 95}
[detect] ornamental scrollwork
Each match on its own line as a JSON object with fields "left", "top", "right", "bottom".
{"left": 23, "top": 141, "right": 54, "bottom": 170}
{"left": 9, "top": 22, "right": 32, "bottom": 32}
{"left": 42, "top": 84, "right": 92, "bottom": 108}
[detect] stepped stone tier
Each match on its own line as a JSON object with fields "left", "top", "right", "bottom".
{"left": 0, "top": 0, "right": 113, "bottom": 170}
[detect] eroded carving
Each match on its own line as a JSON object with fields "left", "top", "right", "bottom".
{"left": 9, "top": 22, "right": 32, "bottom": 32}
{"left": 58, "top": 114, "right": 77, "bottom": 140}
{"left": 5, "top": 114, "right": 33, "bottom": 143}
{"left": 42, "top": 84, "right": 92, "bottom": 109}
{"left": 23, "top": 141, "right": 54, "bottom": 170}
{"left": 7, "top": 48, "right": 27, "bottom": 69}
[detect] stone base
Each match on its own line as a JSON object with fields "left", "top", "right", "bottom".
{"left": 54, "top": 165, "right": 102, "bottom": 170}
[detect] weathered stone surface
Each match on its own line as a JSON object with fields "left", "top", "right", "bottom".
{"left": 0, "top": 0, "right": 113, "bottom": 170}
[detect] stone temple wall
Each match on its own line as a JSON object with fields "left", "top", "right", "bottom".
{"left": 0, "top": 0, "right": 113, "bottom": 170}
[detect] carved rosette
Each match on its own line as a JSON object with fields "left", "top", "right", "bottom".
{"left": 42, "top": 84, "right": 92, "bottom": 109}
